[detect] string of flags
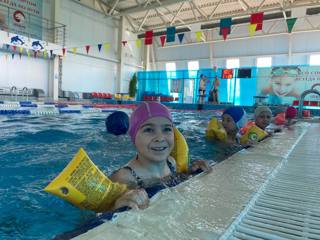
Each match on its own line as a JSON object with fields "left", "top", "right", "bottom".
{"left": 1, "top": 12, "right": 299, "bottom": 60}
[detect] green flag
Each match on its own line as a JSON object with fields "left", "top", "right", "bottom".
{"left": 286, "top": 18, "right": 297, "bottom": 33}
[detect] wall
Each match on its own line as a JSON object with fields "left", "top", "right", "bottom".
{"left": 154, "top": 14, "right": 320, "bottom": 70}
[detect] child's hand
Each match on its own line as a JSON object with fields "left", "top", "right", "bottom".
{"left": 191, "top": 160, "right": 212, "bottom": 173}
{"left": 114, "top": 189, "right": 149, "bottom": 210}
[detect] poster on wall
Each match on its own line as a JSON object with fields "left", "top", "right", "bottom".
{"left": 256, "top": 66, "right": 320, "bottom": 105}
{"left": 0, "top": 0, "right": 43, "bottom": 39}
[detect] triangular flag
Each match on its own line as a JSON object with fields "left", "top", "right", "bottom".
{"left": 62, "top": 48, "right": 66, "bottom": 57}
{"left": 50, "top": 50, "right": 53, "bottom": 58}
{"left": 5, "top": 54, "right": 8, "bottom": 60}
{"left": 34, "top": 50, "right": 37, "bottom": 58}
{"left": 104, "top": 43, "right": 110, "bottom": 53}
{"left": 144, "top": 30, "right": 153, "bottom": 45}
{"left": 12, "top": 46, "right": 17, "bottom": 51}
{"left": 178, "top": 33, "right": 184, "bottom": 44}
{"left": 166, "top": 26, "right": 176, "bottom": 42}
{"left": 85, "top": 45, "right": 90, "bottom": 54}
{"left": 11, "top": 53, "right": 14, "bottom": 59}
{"left": 19, "top": 53, "right": 22, "bottom": 59}
{"left": 19, "top": 47, "right": 23, "bottom": 54}
{"left": 6, "top": 44, "right": 9, "bottom": 50}
{"left": 72, "top": 47, "right": 77, "bottom": 54}
{"left": 136, "top": 39, "right": 142, "bottom": 48}
{"left": 195, "top": 31, "right": 202, "bottom": 42}
{"left": 121, "top": 41, "right": 127, "bottom": 47}
{"left": 286, "top": 18, "right": 297, "bottom": 33}
{"left": 221, "top": 27, "right": 229, "bottom": 40}
{"left": 98, "top": 44, "right": 102, "bottom": 52}
{"left": 160, "top": 35, "right": 166, "bottom": 47}
{"left": 43, "top": 51, "right": 47, "bottom": 59}
{"left": 27, "top": 50, "right": 30, "bottom": 58}
{"left": 248, "top": 24, "right": 257, "bottom": 37}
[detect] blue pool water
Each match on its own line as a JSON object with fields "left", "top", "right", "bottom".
{"left": 0, "top": 111, "right": 239, "bottom": 240}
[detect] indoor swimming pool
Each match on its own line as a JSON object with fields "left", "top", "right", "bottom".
{"left": 0, "top": 110, "right": 237, "bottom": 240}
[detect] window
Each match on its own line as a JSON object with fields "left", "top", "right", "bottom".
{"left": 257, "top": 57, "right": 272, "bottom": 67}
{"left": 309, "top": 54, "right": 320, "bottom": 66}
{"left": 188, "top": 61, "right": 199, "bottom": 78}
{"left": 166, "top": 62, "right": 176, "bottom": 79}
{"left": 226, "top": 58, "right": 240, "bottom": 69}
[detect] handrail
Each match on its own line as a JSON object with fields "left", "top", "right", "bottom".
{"left": 311, "top": 83, "right": 320, "bottom": 90}
{"left": 22, "top": 87, "right": 29, "bottom": 101}
{"left": 10, "top": 86, "right": 17, "bottom": 101}
{"left": 298, "top": 88, "right": 320, "bottom": 118}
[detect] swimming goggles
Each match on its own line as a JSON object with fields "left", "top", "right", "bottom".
{"left": 271, "top": 67, "right": 300, "bottom": 77}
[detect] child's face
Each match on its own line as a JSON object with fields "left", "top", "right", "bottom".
{"left": 255, "top": 111, "right": 272, "bottom": 130}
{"left": 135, "top": 117, "right": 174, "bottom": 163}
{"left": 271, "top": 75, "right": 296, "bottom": 97}
{"left": 222, "top": 114, "right": 237, "bottom": 132}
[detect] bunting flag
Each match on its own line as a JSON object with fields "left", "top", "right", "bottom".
{"left": 5, "top": 54, "right": 8, "bottom": 60}
{"left": 43, "top": 51, "right": 47, "bottom": 59}
{"left": 178, "top": 33, "right": 184, "bottom": 44}
{"left": 85, "top": 45, "right": 90, "bottom": 54}
{"left": 27, "top": 50, "right": 31, "bottom": 58}
{"left": 248, "top": 24, "right": 257, "bottom": 37}
{"left": 144, "top": 30, "right": 153, "bottom": 45}
{"left": 286, "top": 18, "right": 297, "bottom": 33}
{"left": 33, "top": 50, "right": 37, "bottom": 58}
{"left": 104, "top": 43, "right": 110, "bottom": 53}
{"left": 50, "top": 50, "right": 53, "bottom": 58}
{"left": 6, "top": 44, "right": 9, "bottom": 50}
{"left": 72, "top": 47, "right": 77, "bottom": 54}
{"left": 250, "top": 12, "right": 264, "bottom": 31}
{"left": 11, "top": 53, "right": 14, "bottom": 59}
{"left": 220, "top": 18, "right": 232, "bottom": 35}
{"left": 62, "top": 48, "right": 66, "bottom": 57}
{"left": 121, "top": 41, "right": 127, "bottom": 47}
{"left": 195, "top": 31, "right": 202, "bottom": 42}
{"left": 136, "top": 39, "right": 142, "bottom": 48}
{"left": 98, "top": 44, "right": 102, "bottom": 52}
{"left": 12, "top": 46, "right": 17, "bottom": 51}
{"left": 19, "top": 47, "right": 23, "bottom": 54}
{"left": 160, "top": 35, "right": 166, "bottom": 47}
{"left": 166, "top": 26, "right": 176, "bottom": 42}
{"left": 221, "top": 28, "right": 229, "bottom": 40}
{"left": 19, "top": 53, "right": 22, "bottom": 59}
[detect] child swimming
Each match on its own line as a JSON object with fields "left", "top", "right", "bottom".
{"left": 110, "top": 102, "right": 211, "bottom": 210}
{"left": 254, "top": 106, "right": 272, "bottom": 130}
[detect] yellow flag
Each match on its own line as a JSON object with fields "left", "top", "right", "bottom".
{"left": 136, "top": 39, "right": 141, "bottom": 48}
{"left": 27, "top": 50, "right": 31, "bottom": 58}
{"left": 104, "top": 43, "right": 110, "bottom": 53}
{"left": 43, "top": 51, "right": 47, "bottom": 59}
{"left": 19, "top": 47, "right": 24, "bottom": 54}
{"left": 5, "top": 54, "right": 8, "bottom": 60}
{"left": 195, "top": 31, "right": 202, "bottom": 42}
{"left": 248, "top": 24, "right": 257, "bottom": 37}
{"left": 72, "top": 47, "right": 77, "bottom": 54}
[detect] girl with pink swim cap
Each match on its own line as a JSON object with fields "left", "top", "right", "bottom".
{"left": 109, "top": 102, "right": 211, "bottom": 211}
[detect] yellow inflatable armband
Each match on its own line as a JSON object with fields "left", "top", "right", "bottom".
{"left": 170, "top": 127, "right": 189, "bottom": 173}
{"left": 240, "top": 125, "right": 268, "bottom": 145}
{"left": 44, "top": 148, "right": 127, "bottom": 212}
{"left": 205, "top": 117, "right": 227, "bottom": 141}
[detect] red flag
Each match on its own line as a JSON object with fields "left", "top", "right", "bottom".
{"left": 12, "top": 46, "right": 17, "bottom": 51}
{"left": 34, "top": 50, "right": 37, "bottom": 58}
{"left": 221, "top": 28, "right": 229, "bottom": 40}
{"left": 121, "top": 41, "right": 127, "bottom": 46}
{"left": 62, "top": 48, "right": 66, "bottom": 57}
{"left": 250, "top": 12, "right": 264, "bottom": 31}
{"left": 85, "top": 45, "right": 90, "bottom": 54}
{"left": 144, "top": 30, "right": 153, "bottom": 45}
{"left": 160, "top": 35, "right": 166, "bottom": 47}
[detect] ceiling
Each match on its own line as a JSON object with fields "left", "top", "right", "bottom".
{"left": 81, "top": 0, "right": 320, "bottom": 33}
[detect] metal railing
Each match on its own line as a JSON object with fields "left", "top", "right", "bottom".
{"left": 298, "top": 83, "right": 320, "bottom": 118}
{"left": 10, "top": 86, "right": 17, "bottom": 101}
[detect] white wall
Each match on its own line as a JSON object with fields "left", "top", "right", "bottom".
{"left": 154, "top": 14, "right": 320, "bottom": 70}
{"left": 0, "top": 53, "right": 49, "bottom": 93}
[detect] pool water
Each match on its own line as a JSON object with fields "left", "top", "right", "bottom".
{"left": 0, "top": 111, "right": 239, "bottom": 240}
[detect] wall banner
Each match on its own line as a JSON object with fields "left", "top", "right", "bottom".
{"left": 256, "top": 66, "right": 320, "bottom": 105}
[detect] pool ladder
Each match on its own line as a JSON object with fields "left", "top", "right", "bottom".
{"left": 298, "top": 83, "right": 320, "bottom": 118}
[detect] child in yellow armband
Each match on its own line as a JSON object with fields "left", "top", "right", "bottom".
{"left": 110, "top": 102, "right": 211, "bottom": 210}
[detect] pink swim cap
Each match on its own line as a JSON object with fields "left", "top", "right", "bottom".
{"left": 285, "top": 106, "right": 297, "bottom": 119}
{"left": 129, "top": 102, "right": 173, "bottom": 143}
